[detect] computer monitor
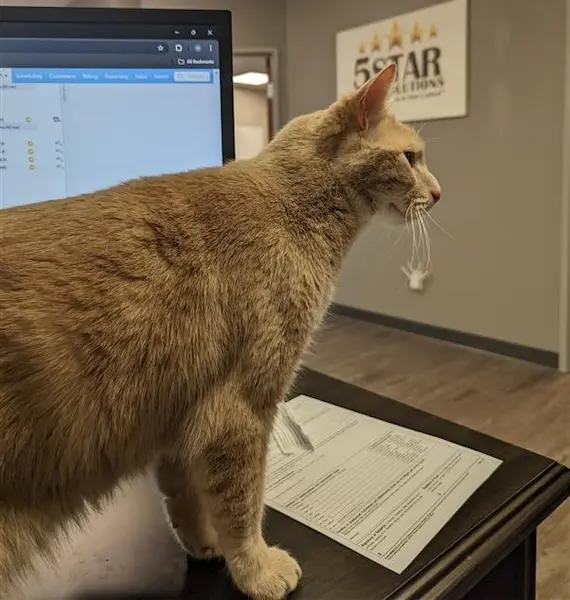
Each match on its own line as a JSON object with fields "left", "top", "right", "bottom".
{"left": 0, "top": 7, "right": 235, "bottom": 209}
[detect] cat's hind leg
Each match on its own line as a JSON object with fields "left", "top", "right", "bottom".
{"left": 155, "top": 454, "right": 222, "bottom": 561}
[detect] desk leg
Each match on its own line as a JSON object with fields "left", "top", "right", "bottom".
{"left": 520, "top": 530, "right": 537, "bottom": 600}
{"left": 462, "top": 530, "right": 537, "bottom": 600}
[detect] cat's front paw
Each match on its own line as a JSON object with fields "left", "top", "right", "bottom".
{"left": 229, "top": 545, "right": 302, "bottom": 600}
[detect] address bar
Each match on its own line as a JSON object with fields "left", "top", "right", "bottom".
{"left": 173, "top": 71, "right": 211, "bottom": 82}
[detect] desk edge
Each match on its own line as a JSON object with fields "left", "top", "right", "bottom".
{"left": 388, "top": 462, "right": 570, "bottom": 600}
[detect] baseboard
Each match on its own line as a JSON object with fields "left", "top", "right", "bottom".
{"left": 331, "top": 304, "right": 559, "bottom": 369}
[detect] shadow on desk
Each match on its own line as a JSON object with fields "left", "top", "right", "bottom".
{"left": 74, "top": 557, "right": 245, "bottom": 600}
{"left": 75, "top": 595, "right": 181, "bottom": 600}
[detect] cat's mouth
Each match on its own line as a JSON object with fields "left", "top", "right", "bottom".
{"left": 387, "top": 200, "right": 432, "bottom": 222}
{"left": 407, "top": 199, "right": 434, "bottom": 215}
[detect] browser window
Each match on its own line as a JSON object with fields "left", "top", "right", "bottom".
{"left": 0, "top": 32, "right": 224, "bottom": 208}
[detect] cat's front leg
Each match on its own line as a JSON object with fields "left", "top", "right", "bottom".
{"left": 200, "top": 402, "right": 301, "bottom": 600}
{"left": 155, "top": 454, "right": 222, "bottom": 561}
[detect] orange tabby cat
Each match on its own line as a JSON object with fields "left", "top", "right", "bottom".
{"left": 0, "top": 64, "right": 440, "bottom": 599}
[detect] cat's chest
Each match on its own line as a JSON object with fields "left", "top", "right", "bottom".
{"left": 284, "top": 265, "right": 334, "bottom": 333}
{"left": 312, "top": 282, "right": 334, "bottom": 328}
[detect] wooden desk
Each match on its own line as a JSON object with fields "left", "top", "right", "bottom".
{"left": 19, "top": 370, "right": 570, "bottom": 600}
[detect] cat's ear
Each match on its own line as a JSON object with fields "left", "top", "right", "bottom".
{"left": 352, "top": 63, "right": 397, "bottom": 129}
{"left": 319, "top": 63, "right": 396, "bottom": 153}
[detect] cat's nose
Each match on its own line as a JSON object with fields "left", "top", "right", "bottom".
{"left": 430, "top": 189, "right": 441, "bottom": 203}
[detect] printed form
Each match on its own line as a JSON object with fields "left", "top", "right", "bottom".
{"left": 266, "top": 396, "right": 502, "bottom": 574}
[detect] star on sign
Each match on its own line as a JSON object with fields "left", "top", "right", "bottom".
{"left": 370, "top": 34, "right": 382, "bottom": 52}
{"left": 388, "top": 22, "right": 403, "bottom": 50}
{"left": 410, "top": 22, "right": 424, "bottom": 43}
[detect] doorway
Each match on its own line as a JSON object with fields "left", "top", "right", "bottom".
{"left": 232, "top": 49, "right": 279, "bottom": 160}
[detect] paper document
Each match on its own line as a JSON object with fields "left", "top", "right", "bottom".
{"left": 265, "top": 396, "right": 502, "bottom": 574}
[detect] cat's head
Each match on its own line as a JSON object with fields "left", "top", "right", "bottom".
{"left": 279, "top": 63, "right": 441, "bottom": 223}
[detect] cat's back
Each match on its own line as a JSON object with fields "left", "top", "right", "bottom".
{"left": 0, "top": 163, "right": 301, "bottom": 364}
{"left": 2, "top": 172, "right": 192, "bottom": 256}
{"left": 1, "top": 162, "right": 330, "bottom": 368}
{"left": 2, "top": 162, "right": 281, "bottom": 266}
{"left": 1, "top": 168, "right": 224, "bottom": 292}
{"left": 1, "top": 162, "right": 328, "bottom": 339}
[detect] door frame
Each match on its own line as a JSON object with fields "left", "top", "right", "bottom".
{"left": 233, "top": 48, "right": 280, "bottom": 138}
{"left": 559, "top": 0, "right": 570, "bottom": 372}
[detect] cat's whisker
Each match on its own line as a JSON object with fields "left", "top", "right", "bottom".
{"left": 418, "top": 209, "right": 431, "bottom": 271}
{"left": 415, "top": 122, "right": 427, "bottom": 136}
{"left": 384, "top": 226, "right": 406, "bottom": 265}
{"left": 404, "top": 203, "right": 413, "bottom": 234}
{"left": 384, "top": 224, "right": 405, "bottom": 258}
{"left": 416, "top": 209, "right": 427, "bottom": 270}
{"left": 413, "top": 207, "right": 423, "bottom": 265}
{"left": 409, "top": 205, "right": 419, "bottom": 270}
{"left": 395, "top": 228, "right": 406, "bottom": 246}
{"left": 420, "top": 207, "right": 455, "bottom": 240}
{"left": 425, "top": 218, "right": 433, "bottom": 270}
{"left": 414, "top": 206, "right": 427, "bottom": 270}
{"left": 407, "top": 206, "right": 414, "bottom": 262}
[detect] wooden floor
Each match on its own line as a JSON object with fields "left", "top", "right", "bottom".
{"left": 305, "top": 315, "right": 570, "bottom": 600}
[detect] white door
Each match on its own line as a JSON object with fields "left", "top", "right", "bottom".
{"left": 234, "top": 87, "right": 270, "bottom": 160}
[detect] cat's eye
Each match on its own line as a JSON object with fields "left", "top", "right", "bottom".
{"left": 403, "top": 151, "right": 417, "bottom": 166}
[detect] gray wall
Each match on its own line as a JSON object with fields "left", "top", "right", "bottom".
{"left": 561, "top": 0, "right": 570, "bottom": 369}
{"left": 286, "top": 0, "right": 566, "bottom": 352}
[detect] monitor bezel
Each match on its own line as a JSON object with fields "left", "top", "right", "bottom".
{"left": 0, "top": 6, "right": 236, "bottom": 164}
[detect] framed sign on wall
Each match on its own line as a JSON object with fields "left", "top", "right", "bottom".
{"left": 336, "top": 0, "right": 468, "bottom": 122}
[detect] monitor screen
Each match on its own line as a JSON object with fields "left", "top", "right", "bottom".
{"left": 0, "top": 7, "right": 235, "bottom": 209}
